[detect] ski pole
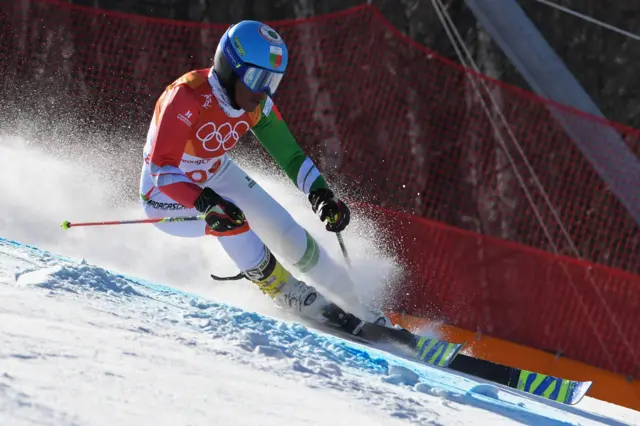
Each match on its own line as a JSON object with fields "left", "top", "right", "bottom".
{"left": 61, "top": 215, "right": 206, "bottom": 230}
{"left": 336, "top": 232, "right": 351, "bottom": 267}
{"left": 328, "top": 213, "right": 351, "bottom": 267}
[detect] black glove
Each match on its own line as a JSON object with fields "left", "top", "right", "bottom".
{"left": 194, "top": 187, "right": 247, "bottom": 234}
{"left": 308, "top": 188, "right": 350, "bottom": 233}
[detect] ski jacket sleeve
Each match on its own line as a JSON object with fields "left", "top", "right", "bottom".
{"left": 251, "top": 97, "right": 328, "bottom": 195}
{"left": 148, "top": 85, "right": 203, "bottom": 208}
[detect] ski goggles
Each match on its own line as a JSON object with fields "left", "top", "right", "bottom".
{"left": 241, "top": 66, "right": 284, "bottom": 96}
{"left": 222, "top": 37, "right": 285, "bottom": 96}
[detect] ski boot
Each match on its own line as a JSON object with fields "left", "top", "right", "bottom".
{"left": 241, "top": 249, "right": 332, "bottom": 321}
{"left": 362, "top": 305, "right": 395, "bottom": 328}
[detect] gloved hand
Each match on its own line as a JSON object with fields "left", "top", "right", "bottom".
{"left": 194, "top": 187, "right": 246, "bottom": 234}
{"left": 308, "top": 188, "right": 350, "bottom": 233}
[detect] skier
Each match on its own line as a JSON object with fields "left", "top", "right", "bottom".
{"left": 139, "top": 20, "right": 392, "bottom": 330}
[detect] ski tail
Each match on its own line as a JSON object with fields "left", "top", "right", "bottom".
{"left": 413, "top": 335, "right": 465, "bottom": 368}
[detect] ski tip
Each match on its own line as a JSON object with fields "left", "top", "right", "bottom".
{"left": 566, "top": 380, "right": 593, "bottom": 405}
{"left": 517, "top": 369, "right": 594, "bottom": 405}
{"left": 61, "top": 220, "right": 71, "bottom": 230}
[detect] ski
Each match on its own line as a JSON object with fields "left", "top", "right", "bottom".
{"left": 318, "top": 304, "right": 464, "bottom": 368}
{"left": 357, "top": 321, "right": 465, "bottom": 368}
{"left": 317, "top": 304, "right": 591, "bottom": 405}
{"left": 448, "top": 355, "right": 593, "bottom": 405}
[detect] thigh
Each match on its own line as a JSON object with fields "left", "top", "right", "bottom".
{"left": 142, "top": 194, "right": 206, "bottom": 238}
{"left": 142, "top": 178, "right": 267, "bottom": 271}
{"left": 206, "top": 160, "right": 307, "bottom": 262}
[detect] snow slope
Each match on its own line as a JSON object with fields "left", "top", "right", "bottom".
{"left": 1, "top": 238, "right": 637, "bottom": 426}
{"left": 0, "top": 135, "right": 637, "bottom": 425}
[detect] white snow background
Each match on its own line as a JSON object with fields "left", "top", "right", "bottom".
{"left": 0, "top": 135, "right": 638, "bottom": 425}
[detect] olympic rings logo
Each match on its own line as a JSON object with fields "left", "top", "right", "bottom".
{"left": 196, "top": 121, "right": 250, "bottom": 152}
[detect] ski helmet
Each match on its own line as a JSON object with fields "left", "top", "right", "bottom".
{"left": 213, "top": 21, "right": 289, "bottom": 98}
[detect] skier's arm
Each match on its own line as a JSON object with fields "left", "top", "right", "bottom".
{"left": 251, "top": 97, "right": 350, "bottom": 233}
{"left": 251, "top": 98, "right": 328, "bottom": 195}
{"left": 148, "top": 86, "right": 203, "bottom": 208}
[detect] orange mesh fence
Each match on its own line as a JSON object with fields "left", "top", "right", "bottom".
{"left": 368, "top": 206, "right": 640, "bottom": 379}
{"left": 1, "top": 0, "right": 639, "bottom": 376}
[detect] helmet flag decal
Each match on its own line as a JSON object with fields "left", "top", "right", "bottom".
{"left": 269, "top": 45, "right": 283, "bottom": 69}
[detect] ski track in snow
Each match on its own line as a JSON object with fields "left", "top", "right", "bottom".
{"left": 0, "top": 237, "right": 636, "bottom": 426}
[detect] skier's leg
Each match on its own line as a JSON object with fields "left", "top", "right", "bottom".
{"left": 141, "top": 185, "right": 337, "bottom": 323}
{"left": 140, "top": 197, "right": 207, "bottom": 238}
{"left": 207, "top": 159, "right": 392, "bottom": 326}
{"left": 238, "top": 244, "right": 336, "bottom": 321}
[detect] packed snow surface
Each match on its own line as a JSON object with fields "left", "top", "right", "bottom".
{"left": 1, "top": 238, "right": 636, "bottom": 426}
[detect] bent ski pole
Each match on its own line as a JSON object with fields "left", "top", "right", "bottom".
{"left": 61, "top": 215, "right": 206, "bottom": 230}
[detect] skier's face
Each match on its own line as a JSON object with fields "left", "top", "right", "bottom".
{"left": 235, "top": 79, "right": 266, "bottom": 112}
